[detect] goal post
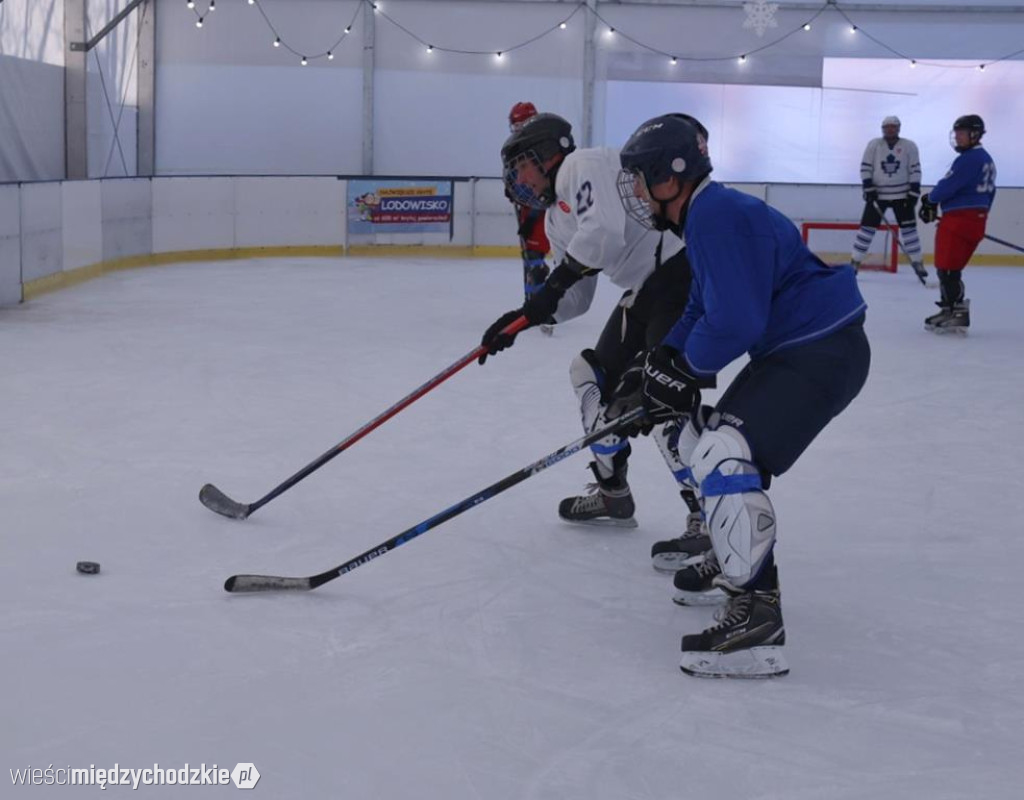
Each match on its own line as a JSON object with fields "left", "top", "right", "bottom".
{"left": 801, "top": 221, "right": 898, "bottom": 273}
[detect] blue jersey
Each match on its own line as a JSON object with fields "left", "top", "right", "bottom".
{"left": 663, "top": 182, "right": 866, "bottom": 378}
{"left": 928, "top": 146, "right": 996, "bottom": 212}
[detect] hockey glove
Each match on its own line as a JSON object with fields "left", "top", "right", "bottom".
{"left": 641, "top": 346, "right": 708, "bottom": 423}
{"left": 606, "top": 353, "right": 654, "bottom": 437}
{"left": 479, "top": 309, "right": 526, "bottom": 364}
{"left": 918, "top": 194, "right": 939, "bottom": 224}
{"left": 862, "top": 180, "right": 878, "bottom": 204}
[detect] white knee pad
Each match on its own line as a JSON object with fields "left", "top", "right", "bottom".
{"left": 569, "top": 350, "right": 625, "bottom": 478}
{"left": 691, "top": 424, "right": 776, "bottom": 587}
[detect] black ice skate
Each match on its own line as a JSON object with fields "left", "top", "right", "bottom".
{"left": 925, "top": 299, "right": 970, "bottom": 334}
{"left": 651, "top": 513, "right": 710, "bottom": 573}
{"left": 679, "top": 577, "right": 788, "bottom": 679}
{"left": 911, "top": 261, "right": 928, "bottom": 285}
{"left": 558, "top": 462, "right": 637, "bottom": 528}
{"left": 671, "top": 550, "right": 727, "bottom": 606}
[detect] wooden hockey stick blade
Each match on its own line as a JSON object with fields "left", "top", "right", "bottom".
{"left": 199, "top": 484, "right": 253, "bottom": 520}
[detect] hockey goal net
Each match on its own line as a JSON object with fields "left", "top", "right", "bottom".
{"left": 801, "top": 221, "right": 898, "bottom": 273}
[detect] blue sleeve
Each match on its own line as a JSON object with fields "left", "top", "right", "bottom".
{"left": 928, "top": 154, "right": 976, "bottom": 205}
{"left": 679, "top": 233, "right": 775, "bottom": 377}
{"left": 662, "top": 274, "right": 704, "bottom": 353}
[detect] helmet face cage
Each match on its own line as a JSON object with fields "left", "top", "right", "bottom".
{"left": 616, "top": 168, "right": 656, "bottom": 229}
{"left": 504, "top": 149, "right": 554, "bottom": 210}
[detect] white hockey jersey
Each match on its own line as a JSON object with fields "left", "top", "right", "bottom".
{"left": 545, "top": 147, "right": 682, "bottom": 323}
{"left": 860, "top": 137, "right": 922, "bottom": 200}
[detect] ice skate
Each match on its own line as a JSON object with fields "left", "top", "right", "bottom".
{"left": 679, "top": 573, "right": 788, "bottom": 679}
{"left": 651, "top": 512, "right": 710, "bottom": 573}
{"left": 911, "top": 261, "right": 928, "bottom": 285}
{"left": 925, "top": 299, "right": 969, "bottom": 334}
{"left": 558, "top": 462, "right": 636, "bottom": 528}
{"left": 671, "top": 550, "right": 727, "bottom": 606}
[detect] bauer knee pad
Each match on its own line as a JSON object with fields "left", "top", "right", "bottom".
{"left": 569, "top": 349, "right": 627, "bottom": 475}
{"left": 691, "top": 424, "right": 776, "bottom": 588}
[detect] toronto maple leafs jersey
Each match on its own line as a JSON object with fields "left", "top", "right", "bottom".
{"left": 546, "top": 147, "right": 682, "bottom": 322}
{"left": 860, "top": 137, "right": 922, "bottom": 200}
{"left": 663, "top": 180, "right": 866, "bottom": 378}
{"left": 927, "top": 146, "right": 996, "bottom": 212}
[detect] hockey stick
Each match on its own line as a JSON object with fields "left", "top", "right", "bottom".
{"left": 871, "top": 199, "right": 928, "bottom": 286}
{"left": 200, "top": 315, "right": 530, "bottom": 520}
{"left": 983, "top": 232, "right": 1024, "bottom": 254}
{"left": 224, "top": 407, "right": 647, "bottom": 593}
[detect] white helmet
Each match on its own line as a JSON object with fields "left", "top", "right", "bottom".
{"left": 881, "top": 116, "right": 901, "bottom": 129}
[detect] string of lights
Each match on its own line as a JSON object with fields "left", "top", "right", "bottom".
{"left": 184, "top": 0, "right": 1024, "bottom": 72}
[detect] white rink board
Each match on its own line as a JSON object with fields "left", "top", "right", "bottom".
{"left": 233, "top": 177, "right": 344, "bottom": 248}
{"left": 100, "top": 179, "right": 152, "bottom": 262}
{"left": 0, "top": 184, "right": 21, "bottom": 304}
{"left": 18, "top": 182, "right": 62, "bottom": 283}
{"left": 152, "top": 177, "right": 236, "bottom": 253}
{"left": 61, "top": 181, "right": 103, "bottom": 272}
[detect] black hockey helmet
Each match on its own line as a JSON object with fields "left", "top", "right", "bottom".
{"left": 617, "top": 113, "right": 711, "bottom": 230}
{"left": 501, "top": 113, "right": 575, "bottom": 209}
{"left": 952, "top": 114, "right": 985, "bottom": 151}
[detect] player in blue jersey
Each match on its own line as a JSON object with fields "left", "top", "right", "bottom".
{"left": 609, "top": 114, "right": 871, "bottom": 678}
{"left": 917, "top": 115, "right": 996, "bottom": 333}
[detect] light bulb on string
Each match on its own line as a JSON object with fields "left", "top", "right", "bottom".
{"left": 300, "top": 56, "right": 308, "bottom": 66}
{"left": 327, "top": 51, "right": 334, "bottom": 60}
{"left": 273, "top": 37, "right": 281, "bottom": 48}
{"left": 195, "top": 17, "right": 203, "bottom": 28}
{"left": 670, "top": 57, "right": 678, "bottom": 66}
{"left": 803, "top": 23, "right": 811, "bottom": 32}
{"left": 426, "top": 45, "right": 434, "bottom": 54}
{"left": 559, "top": 23, "right": 567, "bottom": 30}
{"left": 186, "top": 0, "right": 194, "bottom": 9}
{"left": 738, "top": 54, "right": 746, "bottom": 64}
{"left": 209, "top": 0, "right": 216, "bottom": 10}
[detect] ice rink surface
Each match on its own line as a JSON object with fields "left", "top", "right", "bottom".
{"left": 2, "top": 257, "right": 1023, "bottom": 798}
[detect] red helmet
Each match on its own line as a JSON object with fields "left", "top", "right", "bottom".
{"left": 509, "top": 101, "right": 538, "bottom": 132}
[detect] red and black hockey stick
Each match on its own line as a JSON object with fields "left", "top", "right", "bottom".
{"left": 223, "top": 407, "right": 647, "bottom": 593}
{"left": 200, "top": 315, "right": 529, "bottom": 520}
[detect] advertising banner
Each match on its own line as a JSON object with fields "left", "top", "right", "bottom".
{"left": 347, "top": 179, "right": 453, "bottom": 236}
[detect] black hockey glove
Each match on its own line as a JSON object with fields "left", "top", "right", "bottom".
{"left": 607, "top": 353, "right": 654, "bottom": 437}
{"left": 918, "top": 194, "right": 939, "bottom": 224}
{"left": 640, "top": 345, "right": 709, "bottom": 423}
{"left": 862, "top": 181, "right": 878, "bottom": 204}
{"left": 479, "top": 309, "right": 526, "bottom": 365}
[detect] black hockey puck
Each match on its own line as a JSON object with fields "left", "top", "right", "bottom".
{"left": 76, "top": 561, "right": 101, "bottom": 575}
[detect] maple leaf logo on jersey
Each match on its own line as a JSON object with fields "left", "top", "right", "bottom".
{"left": 558, "top": 200, "right": 571, "bottom": 213}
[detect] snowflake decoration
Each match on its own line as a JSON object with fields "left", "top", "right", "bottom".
{"left": 743, "top": 0, "right": 779, "bottom": 38}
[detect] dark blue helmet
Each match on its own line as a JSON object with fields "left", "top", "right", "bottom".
{"left": 617, "top": 114, "right": 711, "bottom": 230}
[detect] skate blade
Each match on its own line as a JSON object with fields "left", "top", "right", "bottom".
{"left": 560, "top": 515, "right": 638, "bottom": 529}
{"left": 672, "top": 587, "right": 727, "bottom": 606}
{"left": 652, "top": 551, "right": 706, "bottom": 574}
{"left": 925, "top": 324, "right": 969, "bottom": 336}
{"left": 680, "top": 646, "right": 789, "bottom": 679}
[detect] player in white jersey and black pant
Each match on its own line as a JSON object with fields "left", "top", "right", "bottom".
{"left": 479, "top": 113, "right": 707, "bottom": 560}
{"left": 852, "top": 116, "right": 927, "bottom": 283}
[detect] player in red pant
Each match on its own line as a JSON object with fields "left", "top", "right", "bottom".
{"left": 918, "top": 115, "right": 997, "bottom": 333}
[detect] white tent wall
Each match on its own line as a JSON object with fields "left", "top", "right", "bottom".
{"left": 0, "top": 0, "right": 67, "bottom": 182}
{"left": 86, "top": 0, "right": 142, "bottom": 178}
{"left": 155, "top": 0, "right": 366, "bottom": 175}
